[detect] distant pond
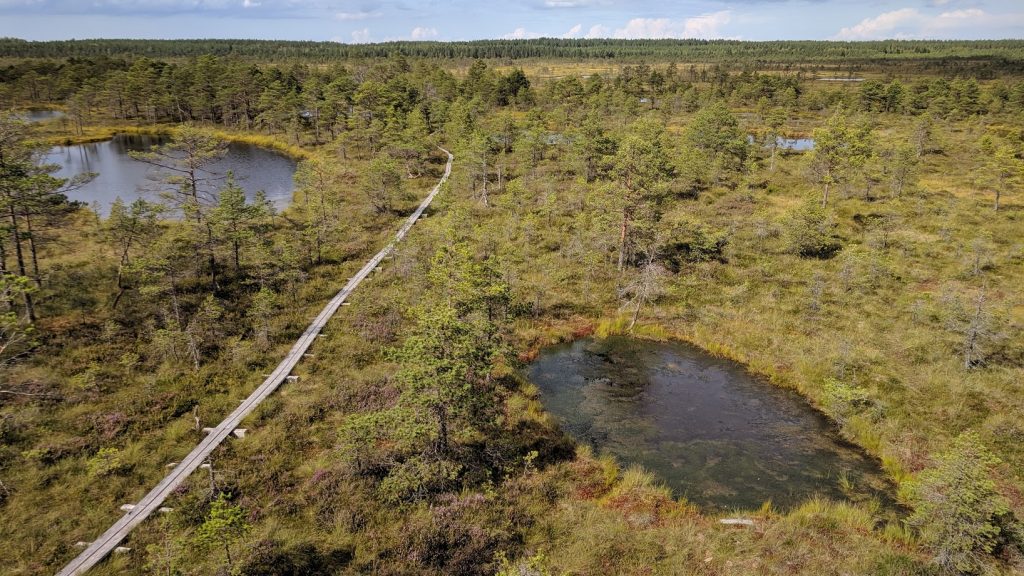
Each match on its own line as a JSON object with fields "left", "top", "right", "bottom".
{"left": 748, "top": 134, "right": 815, "bottom": 151}
{"left": 528, "top": 337, "right": 894, "bottom": 513}
{"left": 44, "top": 133, "right": 297, "bottom": 217}
{"left": 20, "top": 109, "right": 65, "bottom": 122}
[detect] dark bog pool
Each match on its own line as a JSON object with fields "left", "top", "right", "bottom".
{"left": 45, "top": 133, "right": 296, "bottom": 216}
{"left": 528, "top": 337, "right": 893, "bottom": 512}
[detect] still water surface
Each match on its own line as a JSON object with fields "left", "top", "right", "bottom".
{"left": 529, "top": 337, "right": 893, "bottom": 512}
{"left": 747, "top": 134, "right": 815, "bottom": 151}
{"left": 21, "top": 109, "right": 65, "bottom": 122}
{"left": 44, "top": 133, "right": 296, "bottom": 216}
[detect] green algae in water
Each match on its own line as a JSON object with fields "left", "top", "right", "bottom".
{"left": 528, "top": 336, "right": 896, "bottom": 513}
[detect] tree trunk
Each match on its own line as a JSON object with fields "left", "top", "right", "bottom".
{"left": 0, "top": 237, "right": 12, "bottom": 311}
{"left": 629, "top": 299, "right": 642, "bottom": 331}
{"left": 24, "top": 214, "right": 41, "bottom": 289}
{"left": 964, "top": 326, "right": 978, "bottom": 369}
{"left": 112, "top": 234, "right": 134, "bottom": 310}
{"left": 111, "top": 286, "right": 128, "bottom": 311}
{"left": 618, "top": 208, "right": 630, "bottom": 272}
{"left": 434, "top": 403, "right": 449, "bottom": 455}
{"left": 7, "top": 206, "right": 34, "bottom": 322}
{"left": 964, "top": 291, "right": 985, "bottom": 369}
{"left": 205, "top": 221, "right": 218, "bottom": 290}
{"left": 313, "top": 108, "right": 321, "bottom": 145}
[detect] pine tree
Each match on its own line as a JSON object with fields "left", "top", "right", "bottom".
{"left": 809, "top": 110, "right": 873, "bottom": 207}
{"left": 194, "top": 493, "right": 249, "bottom": 570}
{"left": 910, "top": 433, "right": 1011, "bottom": 575}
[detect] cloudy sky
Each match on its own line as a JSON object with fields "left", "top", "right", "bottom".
{"left": 0, "top": 0, "right": 1020, "bottom": 43}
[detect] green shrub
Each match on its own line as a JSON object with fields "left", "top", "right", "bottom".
{"left": 86, "top": 447, "right": 127, "bottom": 477}
{"left": 785, "top": 201, "right": 841, "bottom": 258}
{"left": 908, "top": 433, "right": 1014, "bottom": 575}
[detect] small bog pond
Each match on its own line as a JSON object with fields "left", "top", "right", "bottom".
{"left": 528, "top": 337, "right": 893, "bottom": 512}
{"left": 45, "top": 133, "right": 297, "bottom": 216}
{"left": 21, "top": 109, "right": 65, "bottom": 122}
{"left": 747, "top": 134, "right": 815, "bottom": 151}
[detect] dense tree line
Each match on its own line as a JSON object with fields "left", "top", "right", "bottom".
{"left": 0, "top": 55, "right": 539, "bottom": 150}
{"left": 3, "top": 52, "right": 1024, "bottom": 151}
{"left": 2, "top": 38, "right": 1024, "bottom": 67}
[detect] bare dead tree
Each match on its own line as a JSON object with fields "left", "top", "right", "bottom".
{"left": 620, "top": 256, "right": 668, "bottom": 331}
{"left": 948, "top": 287, "right": 1006, "bottom": 369}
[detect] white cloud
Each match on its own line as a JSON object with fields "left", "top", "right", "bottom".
{"left": 612, "top": 11, "right": 732, "bottom": 39}
{"left": 585, "top": 24, "right": 609, "bottom": 38}
{"left": 937, "top": 8, "right": 984, "bottom": 20}
{"left": 544, "top": 0, "right": 595, "bottom": 7}
{"left": 350, "top": 28, "right": 371, "bottom": 43}
{"left": 1, "top": 0, "right": 268, "bottom": 11}
{"left": 834, "top": 8, "right": 919, "bottom": 40}
{"left": 680, "top": 11, "right": 732, "bottom": 38}
{"left": 503, "top": 27, "right": 541, "bottom": 39}
{"left": 833, "top": 7, "right": 1010, "bottom": 40}
{"left": 335, "top": 10, "right": 378, "bottom": 21}
{"left": 614, "top": 18, "right": 672, "bottom": 39}
{"left": 562, "top": 23, "right": 582, "bottom": 38}
{"left": 410, "top": 26, "right": 437, "bottom": 40}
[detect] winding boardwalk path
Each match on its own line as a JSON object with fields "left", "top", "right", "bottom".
{"left": 57, "top": 148, "right": 453, "bottom": 576}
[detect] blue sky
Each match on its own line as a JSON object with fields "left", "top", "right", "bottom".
{"left": 0, "top": 0, "right": 1021, "bottom": 42}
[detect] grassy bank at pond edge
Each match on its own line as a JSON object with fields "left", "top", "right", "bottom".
{"left": 36, "top": 122, "right": 311, "bottom": 160}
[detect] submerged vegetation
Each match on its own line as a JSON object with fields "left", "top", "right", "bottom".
{"left": 1, "top": 39, "right": 1023, "bottom": 575}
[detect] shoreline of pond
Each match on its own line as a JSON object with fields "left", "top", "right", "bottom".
{"left": 38, "top": 123, "right": 310, "bottom": 161}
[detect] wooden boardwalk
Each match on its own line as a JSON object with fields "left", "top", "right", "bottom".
{"left": 57, "top": 149, "right": 453, "bottom": 576}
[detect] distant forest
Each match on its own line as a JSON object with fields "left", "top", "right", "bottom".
{"left": 2, "top": 38, "right": 1024, "bottom": 70}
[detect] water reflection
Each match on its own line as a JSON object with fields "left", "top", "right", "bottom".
{"left": 44, "top": 133, "right": 296, "bottom": 216}
{"left": 747, "top": 134, "right": 815, "bottom": 151}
